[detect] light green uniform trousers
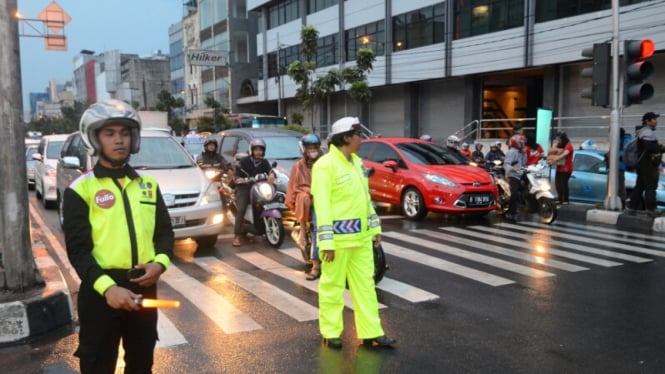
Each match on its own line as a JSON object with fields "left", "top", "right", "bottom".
{"left": 318, "top": 239, "right": 384, "bottom": 340}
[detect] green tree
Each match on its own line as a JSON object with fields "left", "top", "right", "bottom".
{"left": 287, "top": 25, "right": 320, "bottom": 131}
{"left": 202, "top": 96, "right": 230, "bottom": 132}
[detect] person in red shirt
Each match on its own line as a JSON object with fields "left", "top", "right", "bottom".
{"left": 460, "top": 142, "right": 472, "bottom": 158}
{"left": 525, "top": 132, "right": 544, "bottom": 166}
{"left": 546, "top": 131, "right": 574, "bottom": 204}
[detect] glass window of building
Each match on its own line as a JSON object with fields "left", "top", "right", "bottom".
{"left": 268, "top": 0, "right": 300, "bottom": 29}
{"left": 317, "top": 34, "right": 338, "bottom": 67}
{"left": 345, "top": 21, "right": 385, "bottom": 62}
{"left": 214, "top": 0, "right": 228, "bottom": 23}
{"left": 232, "top": 0, "right": 247, "bottom": 17}
{"left": 454, "top": 0, "right": 523, "bottom": 39}
{"left": 279, "top": 44, "right": 301, "bottom": 72}
{"left": 200, "top": 0, "right": 212, "bottom": 30}
{"left": 393, "top": 3, "right": 445, "bottom": 51}
{"left": 535, "top": 0, "right": 650, "bottom": 22}
{"left": 232, "top": 31, "right": 249, "bottom": 64}
{"left": 308, "top": 0, "right": 339, "bottom": 14}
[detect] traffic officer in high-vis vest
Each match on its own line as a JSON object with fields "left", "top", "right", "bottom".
{"left": 311, "top": 116, "right": 396, "bottom": 349}
{"left": 63, "top": 99, "right": 174, "bottom": 373}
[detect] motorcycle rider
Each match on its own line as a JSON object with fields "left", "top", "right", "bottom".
{"left": 471, "top": 143, "right": 485, "bottom": 164}
{"left": 232, "top": 138, "right": 275, "bottom": 247}
{"left": 286, "top": 133, "right": 322, "bottom": 280}
{"left": 197, "top": 138, "right": 225, "bottom": 168}
{"left": 485, "top": 141, "right": 505, "bottom": 163}
{"left": 504, "top": 134, "right": 527, "bottom": 222}
{"left": 460, "top": 142, "right": 472, "bottom": 158}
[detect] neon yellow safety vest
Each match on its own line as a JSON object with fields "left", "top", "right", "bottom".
{"left": 311, "top": 144, "right": 381, "bottom": 251}
{"left": 70, "top": 172, "right": 170, "bottom": 293}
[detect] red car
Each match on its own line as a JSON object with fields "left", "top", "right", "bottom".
{"left": 359, "top": 138, "right": 498, "bottom": 220}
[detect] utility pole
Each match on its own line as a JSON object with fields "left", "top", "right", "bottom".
{"left": 0, "top": 0, "right": 36, "bottom": 289}
{"left": 605, "top": 0, "right": 621, "bottom": 210}
{"left": 276, "top": 32, "right": 282, "bottom": 117}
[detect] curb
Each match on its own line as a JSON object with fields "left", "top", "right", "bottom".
{"left": 0, "top": 210, "right": 74, "bottom": 346}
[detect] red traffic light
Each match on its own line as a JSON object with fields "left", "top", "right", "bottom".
{"left": 625, "top": 39, "right": 655, "bottom": 59}
{"left": 641, "top": 39, "right": 655, "bottom": 58}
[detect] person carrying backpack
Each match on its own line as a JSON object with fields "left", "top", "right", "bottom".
{"left": 627, "top": 112, "right": 664, "bottom": 216}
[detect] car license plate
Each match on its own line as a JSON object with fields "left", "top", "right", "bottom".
{"left": 171, "top": 216, "right": 186, "bottom": 227}
{"left": 469, "top": 195, "right": 490, "bottom": 205}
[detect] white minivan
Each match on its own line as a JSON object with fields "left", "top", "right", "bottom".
{"left": 56, "top": 129, "right": 224, "bottom": 248}
{"left": 34, "top": 134, "right": 70, "bottom": 209}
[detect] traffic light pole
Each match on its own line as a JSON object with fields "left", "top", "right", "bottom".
{"left": 0, "top": 1, "right": 36, "bottom": 289}
{"left": 605, "top": 0, "right": 621, "bottom": 211}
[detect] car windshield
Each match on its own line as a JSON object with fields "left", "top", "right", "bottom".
{"left": 397, "top": 142, "right": 467, "bottom": 165}
{"left": 183, "top": 140, "right": 205, "bottom": 157}
{"left": 46, "top": 141, "right": 65, "bottom": 159}
{"left": 130, "top": 137, "right": 196, "bottom": 169}
{"left": 263, "top": 136, "right": 302, "bottom": 160}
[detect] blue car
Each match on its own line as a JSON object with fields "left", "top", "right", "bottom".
{"left": 552, "top": 149, "right": 665, "bottom": 207}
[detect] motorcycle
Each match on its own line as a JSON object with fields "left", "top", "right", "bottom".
{"left": 486, "top": 160, "right": 510, "bottom": 216}
{"left": 494, "top": 162, "right": 557, "bottom": 224}
{"left": 220, "top": 164, "right": 287, "bottom": 248}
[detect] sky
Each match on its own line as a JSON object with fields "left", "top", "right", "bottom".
{"left": 17, "top": 0, "right": 183, "bottom": 114}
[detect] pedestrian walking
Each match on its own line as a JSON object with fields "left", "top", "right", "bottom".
{"left": 311, "top": 116, "right": 395, "bottom": 349}
{"left": 63, "top": 99, "right": 174, "bottom": 374}
{"left": 628, "top": 112, "right": 664, "bottom": 216}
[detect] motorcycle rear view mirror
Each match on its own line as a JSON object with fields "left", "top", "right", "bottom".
{"left": 366, "top": 167, "right": 376, "bottom": 177}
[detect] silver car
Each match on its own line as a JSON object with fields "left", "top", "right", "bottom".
{"left": 56, "top": 129, "right": 224, "bottom": 248}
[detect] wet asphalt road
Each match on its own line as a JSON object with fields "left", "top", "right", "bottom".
{"left": 3, "top": 201, "right": 665, "bottom": 373}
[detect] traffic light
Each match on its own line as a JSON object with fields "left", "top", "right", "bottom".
{"left": 580, "top": 43, "right": 611, "bottom": 107}
{"left": 623, "top": 39, "right": 655, "bottom": 106}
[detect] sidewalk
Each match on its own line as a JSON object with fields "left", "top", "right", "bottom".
{"left": 0, "top": 205, "right": 74, "bottom": 346}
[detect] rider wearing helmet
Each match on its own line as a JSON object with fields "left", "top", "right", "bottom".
{"left": 419, "top": 134, "right": 433, "bottom": 142}
{"left": 504, "top": 134, "right": 527, "bottom": 222}
{"left": 63, "top": 99, "right": 174, "bottom": 373}
{"left": 446, "top": 135, "right": 461, "bottom": 150}
{"left": 460, "top": 142, "right": 472, "bottom": 157}
{"left": 471, "top": 143, "right": 485, "bottom": 164}
{"left": 197, "top": 138, "right": 225, "bottom": 168}
{"left": 287, "top": 133, "right": 323, "bottom": 279}
{"left": 485, "top": 141, "right": 505, "bottom": 163}
{"left": 232, "top": 138, "right": 275, "bottom": 247}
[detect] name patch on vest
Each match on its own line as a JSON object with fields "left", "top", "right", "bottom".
{"left": 95, "top": 189, "right": 116, "bottom": 208}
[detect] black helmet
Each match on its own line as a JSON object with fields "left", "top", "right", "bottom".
{"left": 204, "top": 138, "right": 218, "bottom": 149}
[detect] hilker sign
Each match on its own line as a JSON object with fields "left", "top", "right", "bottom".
{"left": 188, "top": 50, "right": 226, "bottom": 66}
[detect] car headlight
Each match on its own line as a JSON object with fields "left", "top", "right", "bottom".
{"left": 423, "top": 173, "right": 458, "bottom": 187}
{"left": 200, "top": 182, "right": 221, "bottom": 205}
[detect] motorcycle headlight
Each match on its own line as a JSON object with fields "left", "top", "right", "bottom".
{"left": 204, "top": 169, "right": 220, "bottom": 180}
{"left": 258, "top": 182, "right": 274, "bottom": 200}
{"left": 200, "top": 182, "right": 221, "bottom": 205}
{"left": 423, "top": 173, "right": 458, "bottom": 187}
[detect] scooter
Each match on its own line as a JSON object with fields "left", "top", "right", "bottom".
{"left": 221, "top": 165, "right": 287, "bottom": 248}
{"left": 495, "top": 162, "right": 557, "bottom": 224}
{"left": 486, "top": 160, "right": 510, "bottom": 215}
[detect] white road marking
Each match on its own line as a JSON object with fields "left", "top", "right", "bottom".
{"left": 155, "top": 310, "right": 188, "bottom": 348}
{"left": 382, "top": 232, "right": 555, "bottom": 278}
{"left": 194, "top": 256, "right": 319, "bottom": 322}
{"left": 160, "top": 265, "right": 262, "bottom": 334}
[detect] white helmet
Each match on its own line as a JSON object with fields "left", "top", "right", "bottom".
{"left": 446, "top": 135, "right": 461, "bottom": 148}
{"left": 419, "top": 134, "right": 433, "bottom": 141}
{"left": 581, "top": 139, "right": 597, "bottom": 150}
{"left": 79, "top": 99, "right": 141, "bottom": 155}
{"left": 462, "top": 142, "right": 469, "bottom": 149}
{"left": 331, "top": 116, "right": 362, "bottom": 136}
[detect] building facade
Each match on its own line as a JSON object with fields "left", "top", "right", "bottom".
{"left": 247, "top": 0, "right": 665, "bottom": 143}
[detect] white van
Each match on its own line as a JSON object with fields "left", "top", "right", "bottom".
{"left": 56, "top": 129, "right": 224, "bottom": 248}
{"left": 34, "top": 134, "right": 70, "bottom": 209}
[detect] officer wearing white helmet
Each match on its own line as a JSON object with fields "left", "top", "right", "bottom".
{"left": 63, "top": 99, "right": 174, "bottom": 373}
{"left": 311, "top": 116, "right": 395, "bottom": 349}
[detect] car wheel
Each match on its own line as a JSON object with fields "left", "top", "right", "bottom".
{"left": 401, "top": 187, "right": 427, "bottom": 221}
{"left": 195, "top": 235, "right": 218, "bottom": 249}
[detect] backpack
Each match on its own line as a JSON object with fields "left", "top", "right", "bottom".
{"left": 623, "top": 137, "right": 641, "bottom": 171}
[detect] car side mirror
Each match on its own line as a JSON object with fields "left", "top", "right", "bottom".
{"left": 62, "top": 156, "right": 81, "bottom": 169}
{"left": 32, "top": 153, "right": 43, "bottom": 161}
{"left": 271, "top": 161, "right": 278, "bottom": 168}
{"left": 382, "top": 160, "right": 398, "bottom": 172}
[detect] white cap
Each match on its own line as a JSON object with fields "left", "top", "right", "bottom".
{"left": 331, "top": 116, "right": 361, "bottom": 135}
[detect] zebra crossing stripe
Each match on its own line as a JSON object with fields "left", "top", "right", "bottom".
{"left": 496, "top": 223, "right": 654, "bottom": 262}
{"left": 521, "top": 221, "right": 665, "bottom": 257}
{"left": 155, "top": 310, "right": 187, "bottom": 348}
{"left": 236, "top": 252, "right": 387, "bottom": 310}
{"left": 160, "top": 264, "right": 262, "bottom": 334}
{"left": 414, "top": 229, "right": 588, "bottom": 272}
{"left": 380, "top": 241, "right": 515, "bottom": 286}
{"left": 542, "top": 221, "right": 665, "bottom": 243}
{"left": 452, "top": 226, "right": 623, "bottom": 267}
{"left": 281, "top": 248, "right": 440, "bottom": 303}
{"left": 193, "top": 256, "right": 319, "bottom": 322}
{"left": 382, "top": 232, "right": 555, "bottom": 279}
